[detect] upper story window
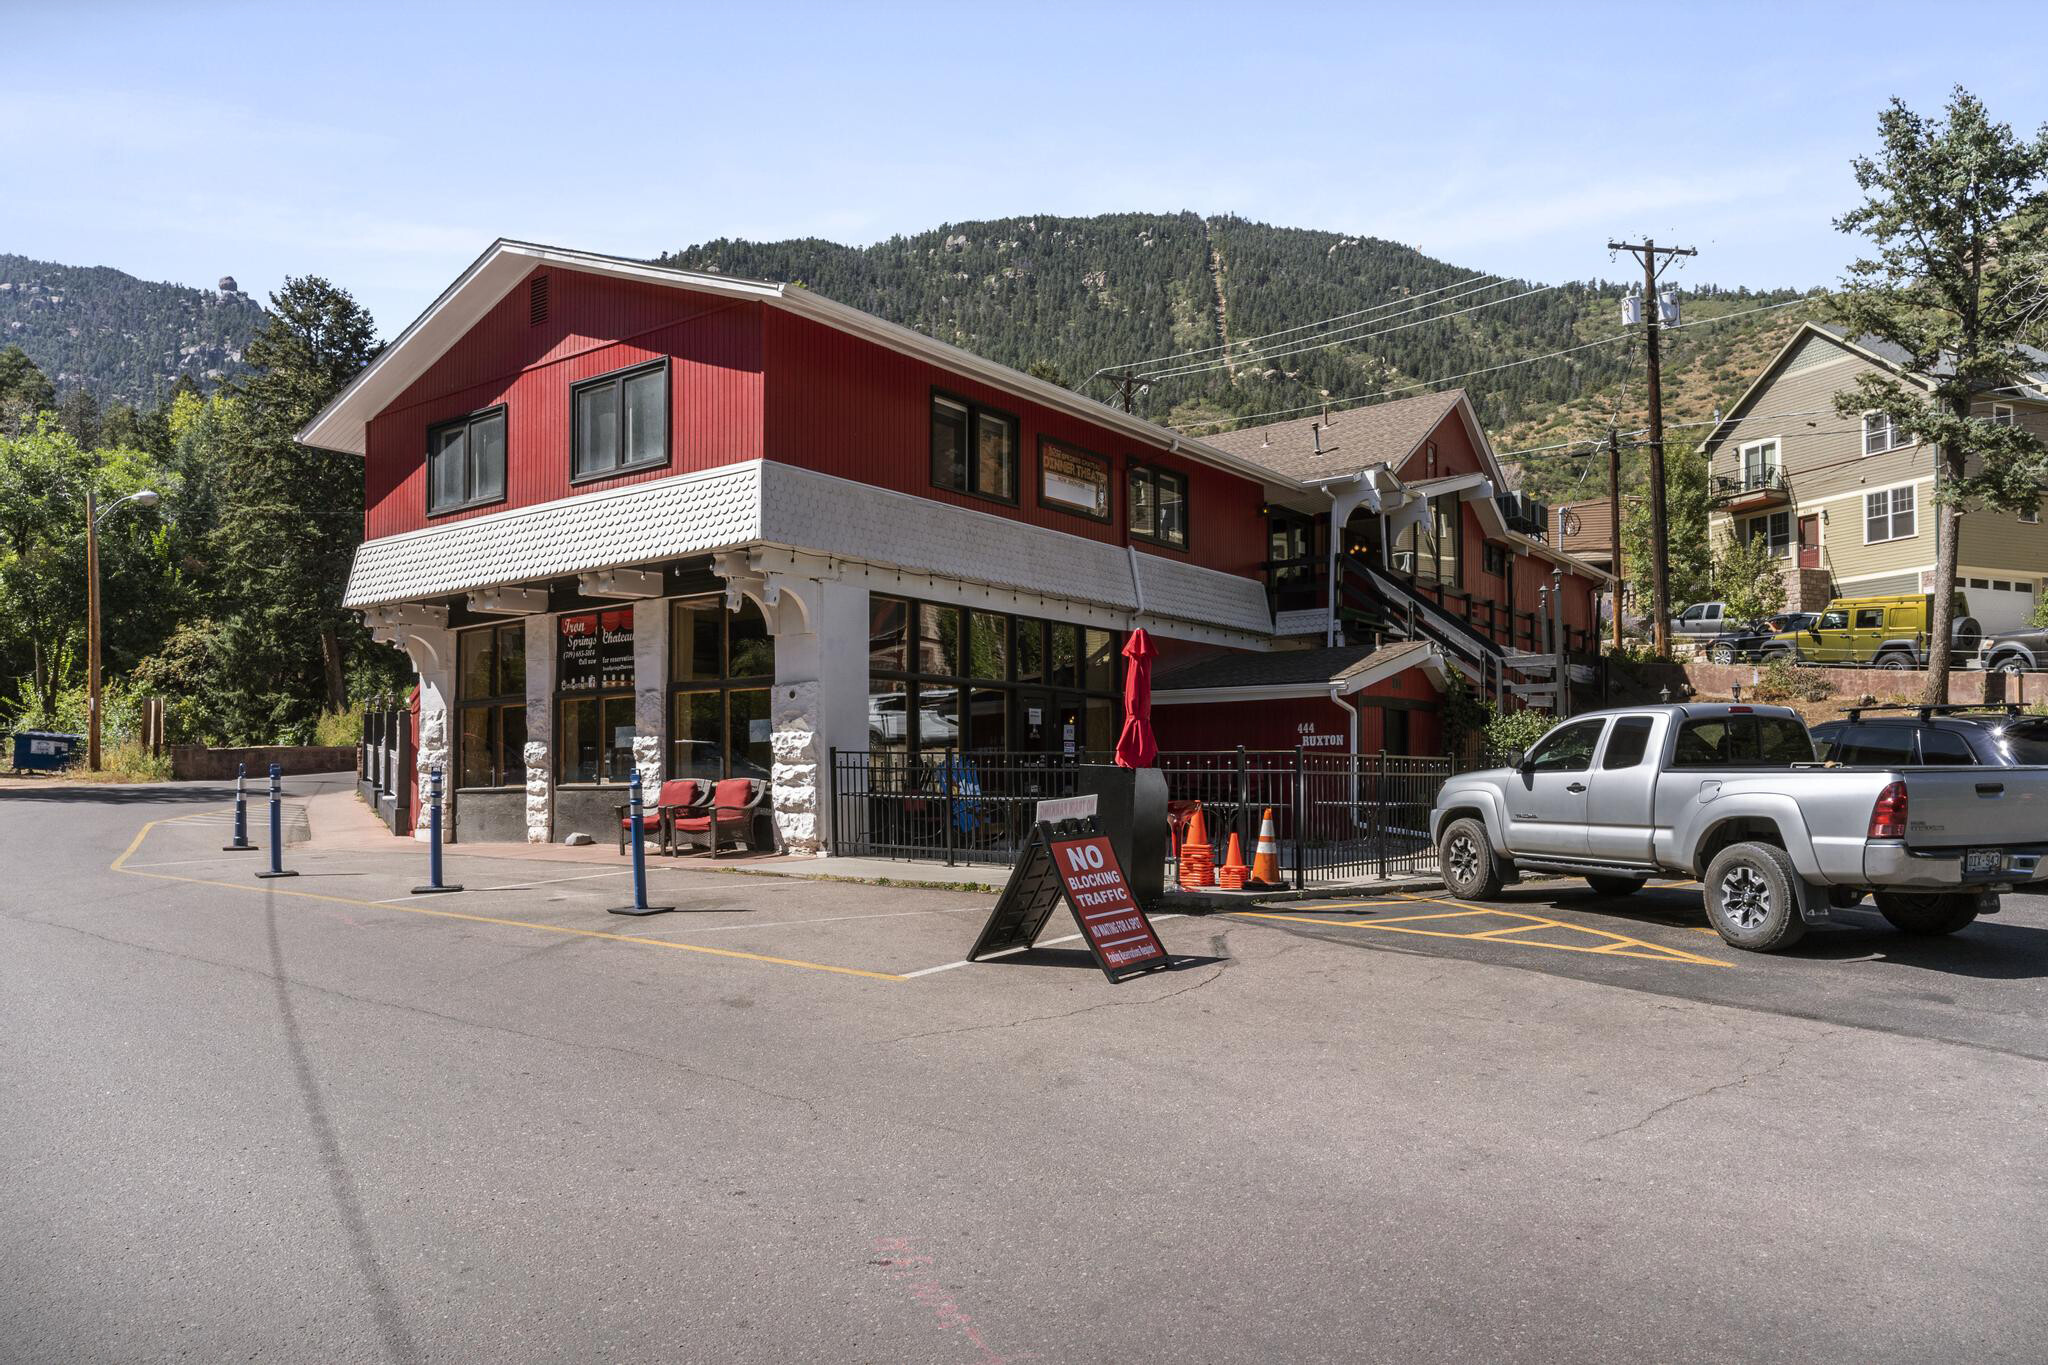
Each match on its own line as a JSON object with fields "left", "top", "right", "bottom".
{"left": 1989, "top": 403, "right": 2016, "bottom": 428}
{"left": 572, "top": 359, "right": 669, "bottom": 483}
{"left": 1862, "top": 411, "right": 1908, "bottom": 456}
{"left": 1865, "top": 484, "right": 1917, "bottom": 543}
{"left": 1738, "top": 438, "right": 1780, "bottom": 488}
{"left": 930, "top": 392, "right": 1017, "bottom": 502}
{"left": 427, "top": 406, "right": 507, "bottom": 516}
{"left": 1128, "top": 462, "right": 1188, "bottom": 549}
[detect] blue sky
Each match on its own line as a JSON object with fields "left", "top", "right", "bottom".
{"left": 5, "top": 0, "right": 2043, "bottom": 337}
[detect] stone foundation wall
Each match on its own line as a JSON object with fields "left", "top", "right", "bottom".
{"left": 169, "top": 745, "right": 357, "bottom": 781}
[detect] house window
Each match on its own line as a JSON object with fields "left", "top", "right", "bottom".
{"left": 1989, "top": 404, "right": 2016, "bottom": 428}
{"left": 1482, "top": 542, "right": 1510, "bottom": 577}
{"left": 1862, "top": 411, "right": 1907, "bottom": 456}
{"left": 1865, "top": 485, "right": 1917, "bottom": 543}
{"left": 1037, "top": 437, "right": 1111, "bottom": 521}
{"left": 1738, "top": 438, "right": 1780, "bottom": 489}
{"left": 669, "top": 597, "right": 775, "bottom": 782}
{"left": 930, "top": 392, "right": 1016, "bottom": 501}
{"left": 2021, "top": 500, "right": 2040, "bottom": 525}
{"left": 1128, "top": 463, "right": 1189, "bottom": 548}
{"left": 456, "top": 621, "right": 526, "bottom": 788}
{"left": 556, "top": 609, "right": 636, "bottom": 783}
{"left": 1394, "top": 501, "right": 1464, "bottom": 586}
{"left": 1742, "top": 509, "right": 1792, "bottom": 558}
{"left": 572, "top": 360, "right": 669, "bottom": 482}
{"left": 426, "top": 406, "right": 507, "bottom": 515}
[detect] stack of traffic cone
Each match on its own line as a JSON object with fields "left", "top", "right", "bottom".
{"left": 1248, "top": 808, "right": 1284, "bottom": 889}
{"left": 1216, "top": 830, "right": 1250, "bottom": 890}
{"left": 1177, "top": 807, "right": 1215, "bottom": 889}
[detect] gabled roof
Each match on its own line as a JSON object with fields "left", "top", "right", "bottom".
{"left": 296, "top": 239, "right": 1292, "bottom": 491}
{"left": 1698, "top": 322, "right": 2048, "bottom": 458}
{"left": 1201, "top": 388, "right": 1517, "bottom": 493}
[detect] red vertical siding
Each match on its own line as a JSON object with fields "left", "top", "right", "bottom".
{"left": 760, "top": 310, "right": 1269, "bottom": 579}
{"left": 1150, "top": 673, "right": 1444, "bottom": 757}
{"left": 363, "top": 269, "right": 765, "bottom": 539}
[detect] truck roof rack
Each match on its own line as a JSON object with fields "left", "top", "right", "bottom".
{"left": 1839, "top": 702, "right": 2025, "bottom": 723}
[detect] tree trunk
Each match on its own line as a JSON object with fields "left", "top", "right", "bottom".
{"left": 320, "top": 627, "right": 347, "bottom": 712}
{"left": 1921, "top": 445, "right": 1968, "bottom": 706}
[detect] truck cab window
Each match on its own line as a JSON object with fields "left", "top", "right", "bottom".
{"left": 1600, "top": 716, "right": 1655, "bottom": 769}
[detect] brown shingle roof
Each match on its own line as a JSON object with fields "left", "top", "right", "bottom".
{"left": 1198, "top": 390, "right": 1466, "bottom": 482}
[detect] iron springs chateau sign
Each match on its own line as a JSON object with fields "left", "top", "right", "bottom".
{"left": 558, "top": 609, "right": 634, "bottom": 692}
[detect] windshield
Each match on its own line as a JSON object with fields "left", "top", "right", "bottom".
{"left": 1671, "top": 715, "right": 1815, "bottom": 768}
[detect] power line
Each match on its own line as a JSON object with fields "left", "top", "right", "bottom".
{"left": 1091, "top": 271, "right": 1503, "bottom": 377}
{"left": 1136, "top": 283, "right": 1558, "bottom": 382}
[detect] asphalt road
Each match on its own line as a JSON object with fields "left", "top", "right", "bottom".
{"left": 5, "top": 778, "right": 2047, "bottom": 1364}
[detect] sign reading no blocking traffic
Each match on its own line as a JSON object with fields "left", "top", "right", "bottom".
{"left": 966, "top": 821, "right": 1172, "bottom": 983}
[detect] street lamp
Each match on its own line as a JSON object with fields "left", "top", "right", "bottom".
{"left": 86, "top": 488, "right": 160, "bottom": 771}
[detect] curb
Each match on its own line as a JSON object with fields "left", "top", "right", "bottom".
{"left": 1159, "top": 877, "right": 1447, "bottom": 913}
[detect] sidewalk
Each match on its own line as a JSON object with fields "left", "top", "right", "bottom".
{"left": 303, "top": 787, "right": 1449, "bottom": 902}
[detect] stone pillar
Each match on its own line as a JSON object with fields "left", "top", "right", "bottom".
{"left": 523, "top": 613, "right": 555, "bottom": 843}
{"left": 632, "top": 597, "right": 668, "bottom": 792}
{"left": 400, "top": 625, "right": 456, "bottom": 843}
{"left": 765, "top": 578, "right": 869, "bottom": 856}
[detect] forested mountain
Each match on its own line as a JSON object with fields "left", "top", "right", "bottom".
{"left": 0, "top": 253, "right": 267, "bottom": 404}
{"left": 661, "top": 211, "right": 1820, "bottom": 501}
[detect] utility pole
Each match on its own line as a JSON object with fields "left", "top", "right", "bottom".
{"left": 1607, "top": 237, "right": 1696, "bottom": 656}
{"left": 86, "top": 488, "right": 101, "bottom": 772}
{"left": 1607, "top": 425, "right": 1624, "bottom": 654}
{"left": 1104, "top": 371, "right": 1148, "bottom": 414}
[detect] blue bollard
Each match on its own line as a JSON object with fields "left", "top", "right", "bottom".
{"left": 222, "top": 762, "right": 255, "bottom": 851}
{"left": 255, "top": 763, "right": 298, "bottom": 879}
{"left": 411, "top": 766, "right": 463, "bottom": 895}
{"left": 608, "top": 770, "right": 674, "bottom": 916}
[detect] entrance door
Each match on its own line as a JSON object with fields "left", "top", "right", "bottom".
{"left": 1797, "top": 515, "right": 1821, "bottom": 570}
{"left": 1015, "top": 692, "right": 1052, "bottom": 753}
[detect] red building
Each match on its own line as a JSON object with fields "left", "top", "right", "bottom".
{"left": 303, "top": 241, "right": 1606, "bottom": 854}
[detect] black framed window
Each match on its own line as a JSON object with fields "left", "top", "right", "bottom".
{"left": 456, "top": 621, "right": 526, "bottom": 787}
{"left": 1037, "top": 437, "right": 1112, "bottom": 521}
{"left": 867, "top": 594, "right": 1121, "bottom": 760}
{"left": 572, "top": 360, "right": 670, "bottom": 482}
{"left": 427, "top": 406, "right": 506, "bottom": 515}
{"left": 556, "top": 609, "right": 636, "bottom": 783}
{"left": 930, "top": 392, "right": 1017, "bottom": 502}
{"left": 1394, "top": 501, "right": 1463, "bottom": 586}
{"left": 668, "top": 596, "right": 775, "bottom": 781}
{"left": 1128, "top": 463, "right": 1188, "bottom": 549}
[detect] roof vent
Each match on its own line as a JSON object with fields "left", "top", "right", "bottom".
{"left": 1312, "top": 423, "right": 1321, "bottom": 455}
{"left": 529, "top": 275, "right": 550, "bottom": 327}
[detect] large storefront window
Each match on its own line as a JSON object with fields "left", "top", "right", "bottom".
{"left": 457, "top": 620, "right": 526, "bottom": 787}
{"left": 867, "top": 595, "right": 1120, "bottom": 759}
{"left": 668, "top": 596, "right": 775, "bottom": 780}
{"left": 557, "top": 608, "right": 635, "bottom": 783}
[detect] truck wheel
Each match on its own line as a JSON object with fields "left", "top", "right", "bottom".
{"left": 1586, "top": 875, "right": 1647, "bottom": 897}
{"left": 1702, "top": 842, "right": 1808, "bottom": 951}
{"left": 1873, "top": 651, "right": 1913, "bottom": 670}
{"left": 1709, "top": 642, "right": 1736, "bottom": 663}
{"left": 1440, "top": 818, "right": 1504, "bottom": 900}
{"left": 1874, "top": 892, "right": 1978, "bottom": 936}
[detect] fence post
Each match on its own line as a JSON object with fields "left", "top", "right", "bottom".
{"left": 827, "top": 746, "right": 839, "bottom": 856}
{"left": 1376, "top": 749, "right": 1390, "bottom": 880}
{"left": 943, "top": 746, "right": 957, "bottom": 868}
{"left": 1292, "top": 744, "right": 1306, "bottom": 891}
{"left": 1234, "top": 744, "right": 1249, "bottom": 854}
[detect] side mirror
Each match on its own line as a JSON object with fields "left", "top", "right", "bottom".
{"left": 1505, "top": 749, "right": 1527, "bottom": 770}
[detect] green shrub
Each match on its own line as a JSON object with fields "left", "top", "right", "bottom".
{"left": 1749, "top": 656, "right": 1831, "bottom": 703}
{"left": 1485, "top": 706, "right": 1556, "bottom": 755}
{"left": 313, "top": 708, "right": 363, "bottom": 747}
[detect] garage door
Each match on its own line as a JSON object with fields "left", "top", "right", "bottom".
{"left": 1963, "top": 577, "right": 2041, "bottom": 632}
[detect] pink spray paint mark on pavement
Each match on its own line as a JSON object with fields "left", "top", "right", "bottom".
{"left": 870, "top": 1237, "right": 1039, "bottom": 1365}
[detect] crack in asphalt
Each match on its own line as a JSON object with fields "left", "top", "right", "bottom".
{"left": 1584, "top": 1027, "right": 1846, "bottom": 1143}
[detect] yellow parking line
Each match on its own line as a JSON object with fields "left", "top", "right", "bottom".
{"left": 1238, "top": 894, "right": 1733, "bottom": 968}
{"left": 110, "top": 819, "right": 906, "bottom": 982}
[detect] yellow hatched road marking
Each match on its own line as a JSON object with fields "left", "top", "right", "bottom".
{"left": 110, "top": 818, "right": 907, "bottom": 982}
{"left": 1238, "top": 892, "right": 1733, "bottom": 968}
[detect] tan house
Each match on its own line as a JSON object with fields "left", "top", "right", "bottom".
{"left": 1701, "top": 323, "right": 2048, "bottom": 631}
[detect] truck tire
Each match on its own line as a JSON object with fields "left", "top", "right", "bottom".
{"left": 1702, "top": 841, "right": 1808, "bottom": 951}
{"left": 1586, "top": 875, "right": 1647, "bottom": 897}
{"left": 1874, "top": 891, "right": 1979, "bottom": 937}
{"left": 1440, "top": 818, "right": 1505, "bottom": 900}
{"left": 1873, "top": 650, "right": 1913, "bottom": 670}
{"left": 1709, "top": 642, "right": 1736, "bottom": 663}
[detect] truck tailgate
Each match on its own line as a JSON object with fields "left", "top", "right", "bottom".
{"left": 1902, "top": 768, "right": 2048, "bottom": 848}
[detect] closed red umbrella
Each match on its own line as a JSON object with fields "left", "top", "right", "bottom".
{"left": 1114, "top": 628, "right": 1158, "bottom": 768}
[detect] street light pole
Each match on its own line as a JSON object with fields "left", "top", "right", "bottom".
{"left": 85, "top": 488, "right": 159, "bottom": 772}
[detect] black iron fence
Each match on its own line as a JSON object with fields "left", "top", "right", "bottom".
{"left": 828, "top": 746, "right": 1454, "bottom": 886}
{"left": 358, "top": 699, "right": 411, "bottom": 835}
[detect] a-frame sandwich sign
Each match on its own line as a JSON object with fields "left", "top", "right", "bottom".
{"left": 966, "top": 796, "right": 1172, "bottom": 983}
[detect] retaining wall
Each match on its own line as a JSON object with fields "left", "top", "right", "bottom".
{"left": 170, "top": 745, "right": 358, "bottom": 781}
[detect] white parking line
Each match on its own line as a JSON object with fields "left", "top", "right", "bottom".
{"left": 903, "top": 914, "right": 1185, "bottom": 978}
{"left": 681, "top": 904, "right": 991, "bottom": 935}
{"left": 364, "top": 869, "right": 636, "bottom": 904}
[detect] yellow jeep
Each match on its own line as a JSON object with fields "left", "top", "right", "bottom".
{"left": 1759, "top": 593, "right": 1981, "bottom": 669}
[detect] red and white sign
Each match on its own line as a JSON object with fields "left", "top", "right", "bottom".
{"left": 1050, "top": 836, "right": 1169, "bottom": 975}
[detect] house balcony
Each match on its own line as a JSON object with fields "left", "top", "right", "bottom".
{"left": 1709, "top": 467, "right": 1792, "bottom": 510}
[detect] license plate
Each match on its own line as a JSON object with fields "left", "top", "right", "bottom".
{"left": 1965, "top": 849, "right": 2002, "bottom": 874}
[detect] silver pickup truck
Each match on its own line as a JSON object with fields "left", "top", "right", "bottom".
{"left": 1430, "top": 703, "right": 2048, "bottom": 951}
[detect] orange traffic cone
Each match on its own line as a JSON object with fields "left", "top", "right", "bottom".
{"left": 1216, "top": 830, "right": 1249, "bottom": 890}
{"left": 1178, "top": 806, "right": 1216, "bottom": 889}
{"left": 1248, "top": 807, "right": 1283, "bottom": 888}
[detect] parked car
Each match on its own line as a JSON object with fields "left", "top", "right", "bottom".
{"left": 1755, "top": 593, "right": 1981, "bottom": 669}
{"left": 1811, "top": 703, "right": 2048, "bottom": 767}
{"left": 1430, "top": 703, "right": 2048, "bottom": 951}
{"left": 1703, "top": 611, "right": 1817, "bottom": 664}
{"left": 1979, "top": 624, "right": 2048, "bottom": 675}
{"left": 1671, "top": 601, "right": 1730, "bottom": 638}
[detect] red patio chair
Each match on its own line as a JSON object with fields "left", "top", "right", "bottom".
{"left": 617, "top": 778, "right": 703, "bottom": 855}
{"left": 671, "top": 777, "right": 772, "bottom": 858}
